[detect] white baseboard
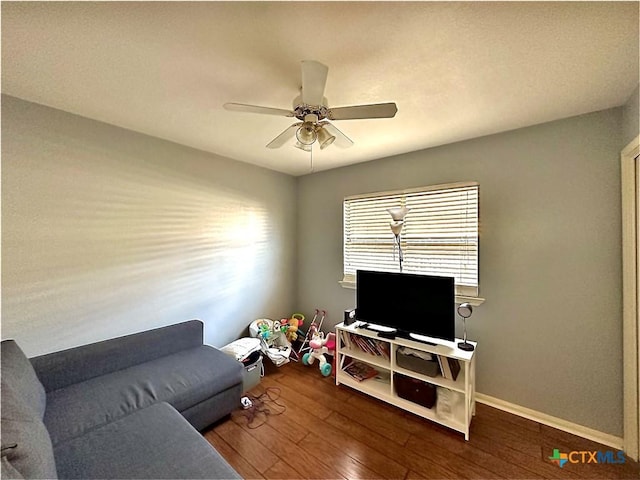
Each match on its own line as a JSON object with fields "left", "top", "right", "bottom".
{"left": 476, "top": 393, "right": 624, "bottom": 451}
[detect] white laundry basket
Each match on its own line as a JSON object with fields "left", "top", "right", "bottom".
{"left": 220, "top": 337, "right": 263, "bottom": 393}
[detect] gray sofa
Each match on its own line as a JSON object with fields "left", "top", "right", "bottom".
{"left": 1, "top": 320, "right": 244, "bottom": 479}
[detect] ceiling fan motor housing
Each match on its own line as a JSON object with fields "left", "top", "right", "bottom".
{"left": 294, "top": 104, "right": 329, "bottom": 121}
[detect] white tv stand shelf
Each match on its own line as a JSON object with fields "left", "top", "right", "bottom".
{"left": 335, "top": 321, "right": 477, "bottom": 440}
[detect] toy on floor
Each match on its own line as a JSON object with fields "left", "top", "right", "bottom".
{"left": 281, "top": 313, "right": 305, "bottom": 343}
{"left": 292, "top": 309, "right": 326, "bottom": 361}
{"left": 249, "top": 318, "right": 292, "bottom": 367}
{"left": 302, "top": 324, "right": 336, "bottom": 377}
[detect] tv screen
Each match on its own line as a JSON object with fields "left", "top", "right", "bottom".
{"left": 355, "top": 270, "right": 455, "bottom": 342}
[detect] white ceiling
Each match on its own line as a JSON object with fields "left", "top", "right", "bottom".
{"left": 2, "top": 2, "right": 639, "bottom": 176}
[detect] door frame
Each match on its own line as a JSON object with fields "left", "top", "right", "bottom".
{"left": 621, "top": 134, "right": 640, "bottom": 461}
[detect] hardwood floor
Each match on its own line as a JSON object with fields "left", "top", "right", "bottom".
{"left": 204, "top": 361, "right": 639, "bottom": 479}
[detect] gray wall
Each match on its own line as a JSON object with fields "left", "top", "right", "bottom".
{"left": 1, "top": 95, "right": 297, "bottom": 356}
{"left": 296, "top": 108, "right": 623, "bottom": 436}
{"left": 1, "top": 92, "right": 628, "bottom": 436}
{"left": 622, "top": 84, "right": 639, "bottom": 147}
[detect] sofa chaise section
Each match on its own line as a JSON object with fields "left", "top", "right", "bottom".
{"left": 40, "top": 344, "right": 241, "bottom": 446}
{"left": 30, "top": 320, "right": 243, "bottom": 445}
{"left": 1, "top": 320, "right": 244, "bottom": 479}
{"left": 53, "top": 402, "right": 239, "bottom": 479}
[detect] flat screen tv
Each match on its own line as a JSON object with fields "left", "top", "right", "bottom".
{"left": 355, "top": 270, "right": 455, "bottom": 342}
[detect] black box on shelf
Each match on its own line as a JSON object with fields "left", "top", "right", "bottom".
{"left": 344, "top": 308, "right": 357, "bottom": 325}
{"left": 394, "top": 373, "right": 437, "bottom": 409}
{"left": 396, "top": 347, "right": 440, "bottom": 377}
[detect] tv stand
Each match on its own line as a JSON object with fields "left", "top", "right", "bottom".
{"left": 335, "top": 321, "right": 477, "bottom": 440}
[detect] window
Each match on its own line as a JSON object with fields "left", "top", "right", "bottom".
{"left": 343, "top": 182, "right": 480, "bottom": 301}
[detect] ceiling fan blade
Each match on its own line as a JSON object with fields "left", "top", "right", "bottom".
{"left": 328, "top": 102, "right": 398, "bottom": 120}
{"left": 224, "top": 103, "right": 294, "bottom": 117}
{"left": 301, "top": 60, "right": 329, "bottom": 106}
{"left": 266, "top": 124, "right": 301, "bottom": 149}
{"left": 321, "top": 122, "right": 354, "bottom": 149}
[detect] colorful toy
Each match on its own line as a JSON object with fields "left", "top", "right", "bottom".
{"left": 302, "top": 324, "right": 336, "bottom": 377}
{"left": 248, "top": 318, "right": 292, "bottom": 367}
{"left": 281, "top": 313, "right": 305, "bottom": 343}
{"left": 293, "top": 309, "right": 325, "bottom": 361}
{"left": 255, "top": 320, "right": 272, "bottom": 340}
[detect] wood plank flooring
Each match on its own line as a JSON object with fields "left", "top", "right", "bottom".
{"left": 204, "top": 361, "right": 639, "bottom": 479}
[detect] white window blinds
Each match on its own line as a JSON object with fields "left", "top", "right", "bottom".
{"left": 343, "top": 182, "right": 479, "bottom": 297}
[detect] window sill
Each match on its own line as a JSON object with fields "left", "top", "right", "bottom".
{"left": 339, "top": 280, "right": 485, "bottom": 306}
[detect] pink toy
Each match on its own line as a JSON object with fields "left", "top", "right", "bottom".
{"left": 302, "top": 324, "right": 336, "bottom": 377}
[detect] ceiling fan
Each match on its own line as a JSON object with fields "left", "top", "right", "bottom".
{"left": 224, "top": 60, "right": 398, "bottom": 152}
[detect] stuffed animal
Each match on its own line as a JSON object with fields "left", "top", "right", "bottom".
{"left": 282, "top": 313, "right": 305, "bottom": 343}
{"left": 302, "top": 324, "right": 336, "bottom": 377}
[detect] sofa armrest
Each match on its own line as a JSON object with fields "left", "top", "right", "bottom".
{"left": 31, "top": 320, "right": 205, "bottom": 392}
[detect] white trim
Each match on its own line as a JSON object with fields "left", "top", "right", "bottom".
{"left": 455, "top": 295, "right": 485, "bottom": 307}
{"left": 621, "top": 134, "right": 640, "bottom": 461}
{"left": 344, "top": 180, "right": 479, "bottom": 201}
{"left": 476, "top": 393, "right": 624, "bottom": 450}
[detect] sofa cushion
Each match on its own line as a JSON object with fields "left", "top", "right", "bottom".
{"left": 44, "top": 345, "right": 243, "bottom": 445}
{"left": 1, "top": 340, "right": 46, "bottom": 418}
{"left": 0, "top": 383, "right": 58, "bottom": 479}
{"left": 53, "top": 402, "right": 241, "bottom": 479}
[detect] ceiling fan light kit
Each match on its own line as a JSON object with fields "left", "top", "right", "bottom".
{"left": 316, "top": 126, "right": 336, "bottom": 149}
{"left": 294, "top": 141, "right": 312, "bottom": 152}
{"left": 295, "top": 122, "right": 317, "bottom": 145}
{"left": 224, "top": 60, "right": 398, "bottom": 152}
